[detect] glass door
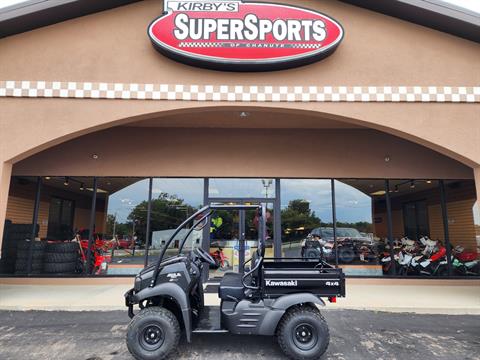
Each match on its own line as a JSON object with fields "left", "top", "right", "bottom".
{"left": 206, "top": 199, "right": 275, "bottom": 279}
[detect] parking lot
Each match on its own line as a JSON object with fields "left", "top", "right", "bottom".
{"left": 0, "top": 309, "right": 478, "bottom": 360}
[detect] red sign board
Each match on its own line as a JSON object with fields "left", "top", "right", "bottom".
{"left": 148, "top": 0, "right": 344, "bottom": 71}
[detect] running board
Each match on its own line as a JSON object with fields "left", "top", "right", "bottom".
{"left": 192, "top": 329, "right": 229, "bottom": 334}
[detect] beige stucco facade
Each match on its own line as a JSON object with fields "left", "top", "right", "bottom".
{"left": 0, "top": 0, "right": 479, "bottom": 248}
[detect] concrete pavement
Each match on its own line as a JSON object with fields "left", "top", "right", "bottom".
{"left": 1, "top": 278, "right": 479, "bottom": 314}
{"left": 0, "top": 310, "right": 479, "bottom": 360}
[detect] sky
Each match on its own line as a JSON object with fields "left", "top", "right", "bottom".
{"left": 0, "top": 0, "right": 480, "bottom": 12}
{"left": 107, "top": 178, "right": 374, "bottom": 224}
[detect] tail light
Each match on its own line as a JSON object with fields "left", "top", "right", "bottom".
{"left": 328, "top": 296, "right": 337, "bottom": 303}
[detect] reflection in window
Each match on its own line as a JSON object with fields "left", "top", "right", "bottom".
{"left": 209, "top": 178, "right": 275, "bottom": 198}
{"left": 334, "top": 180, "right": 385, "bottom": 276}
{"left": 280, "top": 179, "right": 332, "bottom": 261}
{"left": 103, "top": 178, "right": 150, "bottom": 275}
{"left": 148, "top": 179, "right": 204, "bottom": 264}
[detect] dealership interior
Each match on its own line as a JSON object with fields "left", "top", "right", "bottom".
{"left": 2, "top": 175, "right": 478, "bottom": 278}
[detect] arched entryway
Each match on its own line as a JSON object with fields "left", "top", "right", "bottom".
{"left": 1, "top": 107, "right": 478, "bottom": 278}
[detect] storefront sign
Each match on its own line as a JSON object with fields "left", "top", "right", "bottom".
{"left": 148, "top": 0, "right": 344, "bottom": 71}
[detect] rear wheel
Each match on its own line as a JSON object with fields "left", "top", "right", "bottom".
{"left": 277, "top": 306, "right": 330, "bottom": 360}
{"left": 126, "top": 306, "right": 180, "bottom": 360}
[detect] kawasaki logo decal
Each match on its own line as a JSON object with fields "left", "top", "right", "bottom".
{"left": 148, "top": 0, "right": 344, "bottom": 71}
{"left": 265, "top": 279, "right": 298, "bottom": 287}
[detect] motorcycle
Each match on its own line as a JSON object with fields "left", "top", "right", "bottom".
{"left": 451, "top": 246, "right": 479, "bottom": 276}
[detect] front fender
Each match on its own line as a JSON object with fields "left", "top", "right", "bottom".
{"left": 134, "top": 283, "right": 192, "bottom": 342}
{"left": 258, "top": 293, "right": 325, "bottom": 336}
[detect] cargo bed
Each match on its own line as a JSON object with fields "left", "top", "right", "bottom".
{"left": 261, "top": 258, "right": 346, "bottom": 298}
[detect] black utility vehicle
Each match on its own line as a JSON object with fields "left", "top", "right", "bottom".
{"left": 125, "top": 205, "right": 345, "bottom": 360}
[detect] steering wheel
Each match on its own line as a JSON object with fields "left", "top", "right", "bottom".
{"left": 194, "top": 247, "right": 216, "bottom": 267}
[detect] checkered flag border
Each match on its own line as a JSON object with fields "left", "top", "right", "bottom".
{"left": 0, "top": 81, "right": 478, "bottom": 103}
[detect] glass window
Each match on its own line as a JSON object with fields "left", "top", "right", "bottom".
{"left": 388, "top": 180, "right": 450, "bottom": 277}
{"left": 445, "top": 180, "right": 479, "bottom": 276}
{"left": 1, "top": 177, "right": 39, "bottom": 275}
{"left": 148, "top": 178, "right": 204, "bottom": 265}
{"left": 209, "top": 178, "right": 275, "bottom": 198}
{"left": 99, "top": 177, "right": 150, "bottom": 276}
{"left": 334, "top": 180, "right": 385, "bottom": 276}
{"left": 280, "top": 179, "right": 332, "bottom": 261}
{"left": 47, "top": 197, "right": 75, "bottom": 240}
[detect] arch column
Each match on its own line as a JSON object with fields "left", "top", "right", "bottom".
{"left": 474, "top": 167, "right": 480, "bottom": 225}
{"left": 0, "top": 161, "right": 12, "bottom": 251}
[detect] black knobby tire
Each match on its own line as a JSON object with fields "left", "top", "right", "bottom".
{"left": 17, "top": 241, "right": 46, "bottom": 251}
{"left": 46, "top": 242, "right": 79, "bottom": 253}
{"left": 338, "top": 247, "right": 355, "bottom": 264}
{"left": 126, "top": 306, "right": 180, "bottom": 360}
{"left": 43, "top": 261, "right": 77, "bottom": 273}
{"left": 16, "top": 249, "right": 45, "bottom": 260}
{"left": 44, "top": 252, "right": 79, "bottom": 263}
{"left": 277, "top": 306, "right": 330, "bottom": 360}
{"left": 15, "top": 259, "right": 43, "bottom": 272}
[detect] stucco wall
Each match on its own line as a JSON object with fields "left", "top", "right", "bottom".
{"left": 11, "top": 127, "right": 474, "bottom": 179}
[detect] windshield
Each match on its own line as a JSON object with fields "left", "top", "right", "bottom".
{"left": 314, "top": 227, "right": 363, "bottom": 239}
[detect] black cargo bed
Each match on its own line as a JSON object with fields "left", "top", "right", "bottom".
{"left": 261, "top": 258, "right": 345, "bottom": 298}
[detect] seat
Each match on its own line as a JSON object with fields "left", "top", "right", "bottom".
{"left": 218, "top": 272, "right": 245, "bottom": 301}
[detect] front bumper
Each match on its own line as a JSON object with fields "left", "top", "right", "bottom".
{"left": 124, "top": 288, "right": 136, "bottom": 318}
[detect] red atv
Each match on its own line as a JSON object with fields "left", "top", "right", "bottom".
{"left": 75, "top": 232, "right": 114, "bottom": 275}
{"left": 210, "top": 247, "right": 230, "bottom": 270}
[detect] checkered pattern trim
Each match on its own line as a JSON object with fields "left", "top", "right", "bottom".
{"left": 178, "top": 42, "right": 323, "bottom": 49}
{"left": 0, "top": 81, "right": 478, "bottom": 102}
{"left": 179, "top": 42, "right": 223, "bottom": 48}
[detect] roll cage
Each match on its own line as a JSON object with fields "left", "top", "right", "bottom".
{"left": 150, "top": 204, "right": 266, "bottom": 288}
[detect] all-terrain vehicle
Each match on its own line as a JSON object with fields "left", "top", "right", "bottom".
{"left": 125, "top": 205, "right": 345, "bottom": 360}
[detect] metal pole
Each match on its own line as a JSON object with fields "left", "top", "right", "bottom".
{"left": 331, "top": 179, "right": 338, "bottom": 268}
{"left": 87, "top": 177, "right": 98, "bottom": 275}
{"left": 27, "top": 177, "right": 42, "bottom": 275}
{"left": 144, "top": 178, "right": 153, "bottom": 267}
{"left": 274, "top": 179, "right": 282, "bottom": 259}
{"left": 239, "top": 209, "right": 245, "bottom": 273}
{"left": 202, "top": 178, "right": 210, "bottom": 282}
{"left": 439, "top": 180, "right": 453, "bottom": 276}
{"left": 385, "top": 180, "right": 396, "bottom": 275}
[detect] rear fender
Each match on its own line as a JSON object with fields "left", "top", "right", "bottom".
{"left": 258, "top": 293, "right": 325, "bottom": 336}
{"left": 134, "top": 282, "right": 192, "bottom": 342}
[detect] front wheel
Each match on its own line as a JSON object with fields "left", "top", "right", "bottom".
{"left": 277, "top": 306, "right": 330, "bottom": 360}
{"left": 126, "top": 306, "right": 180, "bottom": 360}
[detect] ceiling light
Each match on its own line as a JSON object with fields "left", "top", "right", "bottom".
{"left": 370, "top": 190, "right": 386, "bottom": 196}
{"left": 426, "top": 180, "right": 432, "bottom": 184}
{"left": 384, "top": 156, "right": 391, "bottom": 162}
{"left": 80, "top": 183, "right": 85, "bottom": 191}
{"left": 239, "top": 111, "right": 249, "bottom": 118}
{"left": 92, "top": 154, "right": 99, "bottom": 159}
{"left": 45, "top": 176, "right": 51, "bottom": 180}
{"left": 410, "top": 180, "right": 415, "bottom": 189}
{"left": 64, "top": 177, "right": 69, "bottom": 186}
